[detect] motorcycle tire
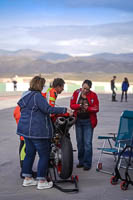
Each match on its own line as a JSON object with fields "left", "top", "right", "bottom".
{"left": 58, "top": 136, "right": 73, "bottom": 179}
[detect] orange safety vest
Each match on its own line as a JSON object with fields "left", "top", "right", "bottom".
{"left": 42, "top": 87, "right": 57, "bottom": 107}
{"left": 42, "top": 87, "right": 69, "bottom": 121}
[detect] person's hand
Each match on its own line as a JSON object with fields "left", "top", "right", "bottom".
{"left": 82, "top": 104, "right": 89, "bottom": 111}
{"left": 67, "top": 108, "right": 73, "bottom": 116}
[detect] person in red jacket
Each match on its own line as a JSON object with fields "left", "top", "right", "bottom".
{"left": 70, "top": 79, "right": 99, "bottom": 170}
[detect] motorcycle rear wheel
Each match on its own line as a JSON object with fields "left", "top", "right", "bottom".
{"left": 57, "top": 136, "right": 73, "bottom": 179}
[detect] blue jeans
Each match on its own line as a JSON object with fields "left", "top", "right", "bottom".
{"left": 22, "top": 138, "right": 51, "bottom": 180}
{"left": 75, "top": 118, "right": 93, "bottom": 168}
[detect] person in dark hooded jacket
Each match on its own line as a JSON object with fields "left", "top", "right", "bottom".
{"left": 121, "top": 77, "right": 129, "bottom": 102}
{"left": 17, "top": 76, "right": 71, "bottom": 190}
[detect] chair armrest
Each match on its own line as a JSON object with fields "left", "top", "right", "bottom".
{"left": 98, "top": 133, "right": 117, "bottom": 141}
{"left": 98, "top": 136, "right": 115, "bottom": 139}
{"left": 108, "top": 133, "right": 117, "bottom": 136}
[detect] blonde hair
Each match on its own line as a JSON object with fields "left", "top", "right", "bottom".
{"left": 30, "top": 76, "right": 45, "bottom": 92}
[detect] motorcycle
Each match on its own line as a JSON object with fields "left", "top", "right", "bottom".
{"left": 49, "top": 115, "right": 79, "bottom": 192}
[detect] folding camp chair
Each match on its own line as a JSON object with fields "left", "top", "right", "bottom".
{"left": 110, "top": 144, "right": 133, "bottom": 190}
{"left": 96, "top": 110, "right": 133, "bottom": 175}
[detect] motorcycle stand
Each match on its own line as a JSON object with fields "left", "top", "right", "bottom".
{"left": 48, "top": 166, "right": 79, "bottom": 193}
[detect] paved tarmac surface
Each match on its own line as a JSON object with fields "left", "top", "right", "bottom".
{"left": 0, "top": 92, "right": 133, "bottom": 200}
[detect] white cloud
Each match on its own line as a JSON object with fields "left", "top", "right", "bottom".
{"left": 0, "top": 21, "right": 133, "bottom": 55}
{"left": 56, "top": 39, "right": 86, "bottom": 46}
{"left": 0, "top": 27, "right": 39, "bottom": 50}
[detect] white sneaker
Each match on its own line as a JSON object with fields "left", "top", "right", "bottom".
{"left": 37, "top": 181, "right": 53, "bottom": 190}
{"left": 23, "top": 178, "right": 37, "bottom": 187}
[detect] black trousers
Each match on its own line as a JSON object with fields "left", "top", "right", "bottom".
{"left": 121, "top": 91, "right": 127, "bottom": 101}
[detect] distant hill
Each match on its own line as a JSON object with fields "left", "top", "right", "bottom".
{"left": 91, "top": 53, "right": 133, "bottom": 62}
{"left": 0, "top": 49, "right": 71, "bottom": 61}
{"left": 0, "top": 49, "right": 133, "bottom": 76}
{"left": 39, "top": 52, "right": 72, "bottom": 61}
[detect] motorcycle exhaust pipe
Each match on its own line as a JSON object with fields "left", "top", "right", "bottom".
{"left": 55, "top": 117, "right": 66, "bottom": 126}
{"left": 67, "top": 116, "right": 75, "bottom": 126}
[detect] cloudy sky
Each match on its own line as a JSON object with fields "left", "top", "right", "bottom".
{"left": 0, "top": 0, "right": 133, "bottom": 56}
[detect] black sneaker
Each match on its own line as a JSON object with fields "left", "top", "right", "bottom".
{"left": 20, "top": 172, "right": 25, "bottom": 179}
{"left": 76, "top": 164, "right": 84, "bottom": 168}
{"left": 32, "top": 171, "right": 37, "bottom": 178}
{"left": 83, "top": 166, "right": 91, "bottom": 171}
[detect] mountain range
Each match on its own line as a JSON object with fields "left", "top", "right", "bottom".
{"left": 0, "top": 49, "right": 133, "bottom": 76}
